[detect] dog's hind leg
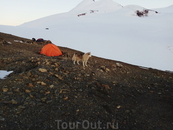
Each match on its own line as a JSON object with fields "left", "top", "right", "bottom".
{"left": 82, "top": 61, "right": 85, "bottom": 67}
{"left": 77, "top": 60, "right": 80, "bottom": 65}
{"left": 73, "top": 60, "right": 75, "bottom": 64}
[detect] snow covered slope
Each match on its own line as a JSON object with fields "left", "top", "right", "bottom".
{"left": 1, "top": 0, "right": 173, "bottom": 71}
{"left": 0, "top": 70, "right": 13, "bottom": 79}
{"left": 156, "top": 5, "right": 173, "bottom": 13}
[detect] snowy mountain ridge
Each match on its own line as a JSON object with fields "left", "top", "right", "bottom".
{"left": 70, "top": 0, "right": 123, "bottom": 13}
{"left": 0, "top": 0, "right": 173, "bottom": 71}
{"left": 19, "top": 0, "right": 163, "bottom": 28}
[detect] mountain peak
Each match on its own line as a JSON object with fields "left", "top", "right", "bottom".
{"left": 70, "top": 0, "right": 123, "bottom": 13}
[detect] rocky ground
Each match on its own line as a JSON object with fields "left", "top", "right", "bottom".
{"left": 0, "top": 32, "right": 173, "bottom": 130}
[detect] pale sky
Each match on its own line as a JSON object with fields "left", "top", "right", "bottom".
{"left": 0, "top": 0, "right": 172, "bottom": 26}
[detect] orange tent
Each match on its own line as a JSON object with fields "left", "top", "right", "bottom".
{"left": 40, "top": 43, "right": 62, "bottom": 56}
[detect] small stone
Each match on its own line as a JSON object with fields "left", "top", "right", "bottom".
{"left": 106, "top": 68, "right": 110, "bottom": 72}
{"left": 55, "top": 74, "right": 63, "bottom": 80}
{"left": 25, "top": 89, "right": 31, "bottom": 93}
{"left": 54, "top": 63, "right": 59, "bottom": 67}
{"left": 96, "top": 82, "right": 101, "bottom": 87}
{"left": 99, "top": 69, "right": 104, "bottom": 72}
{"left": 30, "top": 94, "right": 34, "bottom": 98}
{"left": 0, "top": 116, "right": 5, "bottom": 121}
{"left": 64, "top": 70, "right": 69, "bottom": 74}
{"left": 28, "top": 83, "right": 34, "bottom": 87}
{"left": 41, "top": 82, "right": 46, "bottom": 86}
{"left": 27, "top": 72, "right": 31, "bottom": 77}
{"left": 32, "top": 78, "right": 36, "bottom": 81}
{"left": 24, "top": 76, "right": 29, "bottom": 79}
{"left": 117, "top": 105, "right": 121, "bottom": 109}
{"left": 85, "top": 74, "right": 90, "bottom": 77}
{"left": 40, "top": 90, "right": 44, "bottom": 93}
{"left": 45, "top": 91, "right": 50, "bottom": 94}
{"left": 116, "top": 63, "right": 123, "bottom": 68}
{"left": 64, "top": 97, "right": 68, "bottom": 100}
{"left": 79, "top": 89, "right": 83, "bottom": 92}
{"left": 11, "top": 99, "right": 17, "bottom": 104}
{"left": 18, "top": 105, "right": 26, "bottom": 109}
{"left": 37, "top": 81, "right": 41, "bottom": 84}
{"left": 2, "top": 88, "right": 8, "bottom": 92}
{"left": 34, "top": 75, "right": 38, "bottom": 78}
{"left": 112, "top": 64, "right": 117, "bottom": 68}
{"left": 112, "top": 81, "right": 116, "bottom": 84}
{"left": 158, "top": 92, "right": 162, "bottom": 95}
{"left": 16, "top": 109, "right": 23, "bottom": 114}
{"left": 102, "top": 84, "right": 110, "bottom": 90}
{"left": 38, "top": 68, "right": 47, "bottom": 72}
{"left": 49, "top": 85, "right": 54, "bottom": 88}
{"left": 49, "top": 72, "right": 54, "bottom": 75}
{"left": 46, "top": 62, "right": 50, "bottom": 65}
{"left": 41, "top": 97, "right": 47, "bottom": 102}
{"left": 54, "top": 89, "right": 58, "bottom": 94}
{"left": 46, "top": 100, "right": 52, "bottom": 103}
{"left": 100, "top": 66, "right": 106, "bottom": 71}
{"left": 15, "top": 88, "right": 20, "bottom": 92}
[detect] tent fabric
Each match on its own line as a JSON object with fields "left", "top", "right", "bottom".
{"left": 40, "top": 43, "right": 62, "bottom": 56}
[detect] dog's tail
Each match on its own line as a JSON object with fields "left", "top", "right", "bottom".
{"left": 72, "top": 53, "right": 76, "bottom": 60}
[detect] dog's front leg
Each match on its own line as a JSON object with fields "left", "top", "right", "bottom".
{"left": 77, "top": 60, "right": 80, "bottom": 65}
{"left": 73, "top": 60, "right": 76, "bottom": 64}
{"left": 82, "top": 61, "right": 85, "bottom": 67}
{"left": 85, "top": 61, "right": 88, "bottom": 66}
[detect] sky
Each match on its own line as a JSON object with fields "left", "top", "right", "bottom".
{"left": 0, "top": 0, "right": 173, "bottom": 26}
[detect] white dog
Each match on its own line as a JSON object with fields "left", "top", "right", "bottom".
{"left": 72, "top": 52, "right": 91, "bottom": 67}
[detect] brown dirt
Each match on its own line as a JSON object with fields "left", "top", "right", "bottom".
{"left": 0, "top": 32, "right": 173, "bottom": 130}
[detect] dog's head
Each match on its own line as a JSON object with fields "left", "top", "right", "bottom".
{"left": 86, "top": 52, "right": 91, "bottom": 57}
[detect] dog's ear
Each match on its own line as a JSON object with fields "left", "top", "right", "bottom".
{"left": 87, "top": 52, "right": 91, "bottom": 55}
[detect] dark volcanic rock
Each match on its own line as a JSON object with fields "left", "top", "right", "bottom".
{"left": 0, "top": 32, "right": 173, "bottom": 130}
